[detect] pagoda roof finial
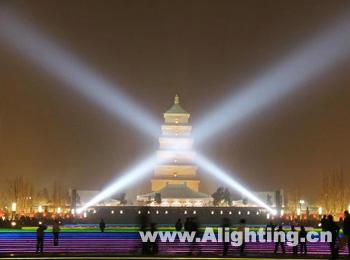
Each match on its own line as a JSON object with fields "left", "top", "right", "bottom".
{"left": 164, "top": 94, "right": 188, "bottom": 114}
{"left": 174, "top": 94, "right": 180, "bottom": 104}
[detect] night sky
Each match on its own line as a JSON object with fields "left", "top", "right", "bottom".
{"left": 0, "top": 0, "right": 349, "bottom": 202}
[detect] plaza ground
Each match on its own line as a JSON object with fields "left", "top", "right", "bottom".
{"left": 0, "top": 225, "right": 348, "bottom": 259}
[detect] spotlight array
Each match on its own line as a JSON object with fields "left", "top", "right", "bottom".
{"left": 1, "top": 9, "right": 349, "bottom": 212}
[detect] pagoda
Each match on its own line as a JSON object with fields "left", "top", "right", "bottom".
{"left": 137, "top": 95, "right": 212, "bottom": 206}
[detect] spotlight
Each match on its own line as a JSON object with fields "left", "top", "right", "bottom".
{"left": 78, "top": 155, "right": 156, "bottom": 212}
{"left": 111, "top": 210, "right": 115, "bottom": 214}
{"left": 0, "top": 10, "right": 159, "bottom": 137}
{"left": 196, "top": 153, "right": 276, "bottom": 214}
{"left": 165, "top": 210, "right": 168, "bottom": 214}
{"left": 194, "top": 13, "right": 350, "bottom": 143}
{"left": 119, "top": 210, "right": 123, "bottom": 214}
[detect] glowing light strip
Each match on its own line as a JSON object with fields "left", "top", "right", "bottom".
{"left": 0, "top": 10, "right": 159, "bottom": 137}
{"left": 77, "top": 154, "right": 157, "bottom": 212}
{"left": 194, "top": 13, "right": 350, "bottom": 143}
{"left": 196, "top": 153, "right": 276, "bottom": 214}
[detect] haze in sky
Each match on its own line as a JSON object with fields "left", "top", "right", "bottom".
{"left": 0, "top": 0, "right": 349, "bottom": 202}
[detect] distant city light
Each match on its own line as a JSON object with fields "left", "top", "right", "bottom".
{"left": 297, "top": 208, "right": 301, "bottom": 216}
{"left": 11, "top": 202, "right": 16, "bottom": 212}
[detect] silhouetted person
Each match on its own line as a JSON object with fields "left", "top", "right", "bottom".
{"left": 327, "top": 215, "right": 340, "bottom": 259}
{"left": 99, "top": 219, "right": 106, "bottom": 232}
{"left": 184, "top": 217, "right": 190, "bottom": 231}
{"left": 222, "top": 217, "right": 231, "bottom": 256}
{"left": 299, "top": 225, "right": 307, "bottom": 254}
{"left": 189, "top": 217, "right": 199, "bottom": 255}
{"left": 149, "top": 223, "right": 158, "bottom": 255}
{"left": 138, "top": 207, "right": 151, "bottom": 255}
{"left": 237, "top": 218, "right": 246, "bottom": 255}
{"left": 36, "top": 224, "right": 47, "bottom": 253}
{"left": 274, "top": 225, "right": 286, "bottom": 254}
{"left": 321, "top": 215, "right": 329, "bottom": 231}
{"left": 175, "top": 218, "right": 183, "bottom": 231}
{"left": 291, "top": 225, "right": 298, "bottom": 255}
{"left": 343, "top": 210, "right": 350, "bottom": 256}
{"left": 52, "top": 220, "right": 60, "bottom": 246}
{"left": 265, "top": 221, "right": 275, "bottom": 240}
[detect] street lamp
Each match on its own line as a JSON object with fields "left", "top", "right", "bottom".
{"left": 297, "top": 208, "right": 301, "bottom": 216}
{"left": 11, "top": 202, "right": 17, "bottom": 212}
{"left": 11, "top": 202, "right": 16, "bottom": 220}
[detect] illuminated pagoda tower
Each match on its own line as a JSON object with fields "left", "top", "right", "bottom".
{"left": 137, "top": 95, "right": 212, "bottom": 206}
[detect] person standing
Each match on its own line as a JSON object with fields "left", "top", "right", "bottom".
{"left": 299, "top": 225, "right": 307, "bottom": 254}
{"left": 343, "top": 210, "right": 350, "bottom": 256}
{"left": 274, "top": 225, "right": 286, "bottom": 254}
{"left": 237, "top": 219, "right": 246, "bottom": 255}
{"left": 222, "top": 217, "right": 231, "bottom": 256}
{"left": 36, "top": 224, "right": 47, "bottom": 253}
{"left": 175, "top": 219, "right": 183, "bottom": 232}
{"left": 291, "top": 225, "right": 298, "bottom": 255}
{"left": 52, "top": 219, "right": 60, "bottom": 246}
{"left": 99, "top": 219, "right": 106, "bottom": 232}
{"left": 327, "top": 215, "right": 340, "bottom": 259}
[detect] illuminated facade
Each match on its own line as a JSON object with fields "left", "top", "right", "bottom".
{"left": 138, "top": 95, "right": 212, "bottom": 206}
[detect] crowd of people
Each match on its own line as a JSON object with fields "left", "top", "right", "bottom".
{"left": 1, "top": 210, "right": 349, "bottom": 257}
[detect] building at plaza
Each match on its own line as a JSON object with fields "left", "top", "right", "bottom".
{"left": 137, "top": 95, "right": 212, "bottom": 206}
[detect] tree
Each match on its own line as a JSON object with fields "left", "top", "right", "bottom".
{"left": 223, "top": 188, "right": 231, "bottom": 205}
{"left": 154, "top": 193, "right": 162, "bottom": 204}
{"left": 7, "top": 177, "right": 34, "bottom": 213}
{"left": 212, "top": 187, "right": 225, "bottom": 206}
{"left": 321, "top": 167, "right": 346, "bottom": 214}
